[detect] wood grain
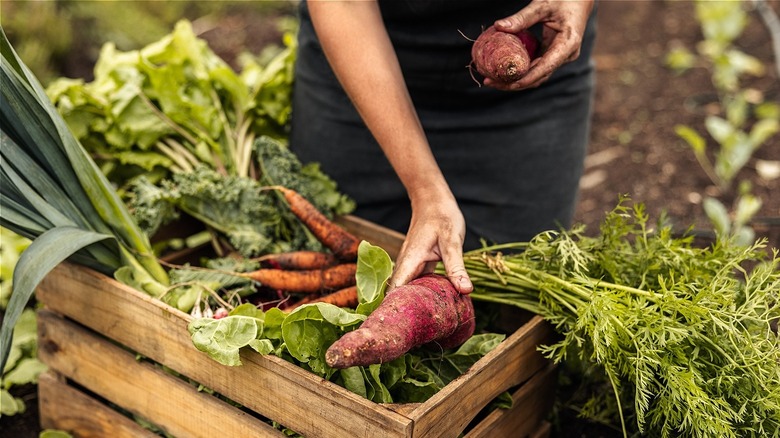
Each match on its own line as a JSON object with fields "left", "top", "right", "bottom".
{"left": 464, "top": 364, "right": 557, "bottom": 438}
{"left": 38, "top": 371, "right": 159, "bottom": 438}
{"left": 38, "top": 311, "right": 284, "bottom": 438}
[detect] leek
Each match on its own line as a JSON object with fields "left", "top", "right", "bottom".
{"left": 0, "top": 26, "right": 169, "bottom": 371}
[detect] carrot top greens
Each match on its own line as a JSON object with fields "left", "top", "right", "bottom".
{"left": 462, "top": 199, "right": 780, "bottom": 438}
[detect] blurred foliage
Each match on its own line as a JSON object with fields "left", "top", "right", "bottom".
{"left": 0, "top": 228, "right": 42, "bottom": 418}
{"left": 669, "top": 0, "right": 779, "bottom": 245}
{"left": 1, "top": 228, "right": 30, "bottom": 309}
{"left": 1, "top": 0, "right": 298, "bottom": 84}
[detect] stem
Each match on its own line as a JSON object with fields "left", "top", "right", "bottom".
{"left": 164, "top": 138, "right": 202, "bottom": 169}
{"left": 235, "top": 116, "right": 254, "bottom": 179}
{"left": 118, "top": 245, "right": 170, "bottom": 294}
{"left": 211, "top": 88, "right": 237, "bottom": 173}
{"left": 137, "top": 90, "right": 200, "bottom": 147}
{"left": 156, "top": 140, "right": 194, "bottom": 173}
{"left": 752, "top": 0, "right": 780, "bottom": 77}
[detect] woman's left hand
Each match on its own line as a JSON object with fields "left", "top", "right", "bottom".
{"left": 485, "top": 0, "right": 595, "bottom": 91}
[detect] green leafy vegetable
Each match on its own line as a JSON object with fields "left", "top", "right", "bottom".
{"left": 462, "top": 199, "right": 780, "bottom": 437}
{"left": 354, "top": 241, "right": 392, "bottom": 315}
{"left": 46, "top": 19, "right": 354, "bottom": 259}
{"left": 46, "top": 20, "right": 294, "bottom": 182}
{"left": 187, "top": 243, "right": 504, "bottom": 404}
{"left": 127, "top": 137, "right": 354, "bottom": 256}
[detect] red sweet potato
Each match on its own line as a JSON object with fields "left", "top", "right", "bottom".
{"left": 325, "top": 274, "right": 476, "bottom": 369}
{"left": 471, "top": 25, "right": 539, "bottom": 83}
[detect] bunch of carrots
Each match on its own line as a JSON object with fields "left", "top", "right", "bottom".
{"left": 240, "top": 186, "right": 361, "bottom": 311}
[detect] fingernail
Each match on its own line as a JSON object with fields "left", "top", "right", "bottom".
{"left": 495, "top": 19, "right": 510, "bottom": 28}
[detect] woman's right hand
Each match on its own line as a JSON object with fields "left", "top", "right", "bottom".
{"left": 389, "top": 188, "right": 473, "bottom": 295}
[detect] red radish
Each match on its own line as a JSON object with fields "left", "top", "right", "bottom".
{"left": 325, "top": 274, "right": 475, "bottom": 369}
{"left": 471, "top": 25, "right": 540, "bottom": 83}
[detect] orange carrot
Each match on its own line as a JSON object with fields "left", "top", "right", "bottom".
{"left": 275, "top": 187, "right": 360, "bottom": 261}
{"left": 257, "top": 250, "right": 338, "bottom": 270}
{"left": 243, "top": 263, "right": 357, "bottom": 293}
{"left": 287, "top": 286, "right": 359, "bottom": 311}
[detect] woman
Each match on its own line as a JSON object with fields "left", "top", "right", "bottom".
{"left": 290, "top": 0, "right": 596, "bottom": 294}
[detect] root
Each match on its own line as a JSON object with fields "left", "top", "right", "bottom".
{"left": 466, "top": 62, "right": 483, "bottom": 87}
{"left": 457, "top": 28, "right": 476, "bottom": 42}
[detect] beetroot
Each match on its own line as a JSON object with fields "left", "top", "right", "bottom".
{"left": 325, "top": 274, "right": 476, "bottom": 368}
{"left": 471, "top": 25, "right": 540, "bottom": 83}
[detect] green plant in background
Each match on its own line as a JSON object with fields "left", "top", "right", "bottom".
{"left": 670, "top": 0, "right": 780, "bottom": 246}
{"left": 0, "top": 0, "right": 298, "bottom": 84}
{"left": 0, "top": 1, "right": 72, "bottom": 85}
{"left": 0, "top": 228, "right": 48, "bottom": 418}
{"left": 1, "top": 309, "right": 47, "bottom": 417}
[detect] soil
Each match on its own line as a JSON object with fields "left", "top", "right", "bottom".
{"left": 2, "top": 1, "right": 778, "bottom": 437}
{"left": 576, "top": 0, "right": 780, "bottom": 253}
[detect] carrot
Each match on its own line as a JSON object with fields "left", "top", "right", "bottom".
{"left": 287, "top": 286, "right": 359, "bottom": 311}
{"left": 275, "top": 187, "right": 360, "bottom": 261}
{"left": 257, "top": 250, "right": 338, "bottom": 270}
{"left": 325, "top": 274, "right": 475, "bottom": 369}
{"left": 243, "top": 263, "right": 357, "bottom": 293}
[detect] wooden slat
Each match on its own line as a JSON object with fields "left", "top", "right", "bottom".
{"left": 337, "top": 215, "right": 405, "bottom": 258}
{"left": 464, "top": 364, "right": 557, "bottom": 438}
{"left": 36, "top": 264, "right": 412, "bottom": 438}
{"left": 409, "top": 316, "right": 555, "bottom": 438}
{"left": 530, "top": 421, "right": 552, "bottom": 438}
{"left": 38, "top": 371, "right": 159, "bottom": 438}
{"left": 37, "top": 310, "right": 285, "bottom": 438}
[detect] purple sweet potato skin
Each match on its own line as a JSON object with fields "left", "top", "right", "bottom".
{"left": 408, "top": 275, "right": 475, "bottom": 349}
{"left": 325, "top": 274, "right": 476, "bottom": 368}
{"left": 471, "top": 25, "right": 538, "bottom": 83}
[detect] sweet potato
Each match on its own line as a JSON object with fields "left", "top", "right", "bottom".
{"left": 325, "top": 274, "right": 475, "bottom": 368}
{"left": 471, "top": 25, "right": 539, "bottom": 83}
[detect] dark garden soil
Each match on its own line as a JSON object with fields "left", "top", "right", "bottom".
{"left": 576, "top": 1, "right": 779, "bottom": 253}
{"left": 2, "top": 1, "right": 778, "bottom": 437}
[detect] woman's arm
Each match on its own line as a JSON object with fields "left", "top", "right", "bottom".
{"left": 307, "top": 0, "right": 474, "bottom": 293}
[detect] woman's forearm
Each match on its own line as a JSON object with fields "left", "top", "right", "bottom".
{"left": 307, "top": 0, "right": 452, "bottom": 202}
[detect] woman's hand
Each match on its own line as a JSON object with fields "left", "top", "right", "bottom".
{"left": 389, "top": 189, "right": 473, "bottom": 294}
{"left": 485, "top": 0, "right": 595, "bottom": 90}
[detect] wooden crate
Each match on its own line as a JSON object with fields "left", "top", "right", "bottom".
{"left": 36, "top": 216, "right": 557, "bottom": 438}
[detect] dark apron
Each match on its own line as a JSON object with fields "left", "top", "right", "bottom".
{"left": 289, "top": 0, "right": 597, "bottom": 249}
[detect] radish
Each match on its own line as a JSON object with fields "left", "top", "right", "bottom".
{"left": 325, "top": 274, "right": 476, "bottom": 369}
{"left": 471, "top": 25, "right": 540, "bottom": 83}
